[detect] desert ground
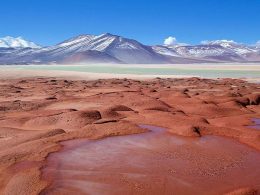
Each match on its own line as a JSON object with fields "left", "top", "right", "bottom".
{"left": 0, "top": 74, "right": 259, "bottom": 194}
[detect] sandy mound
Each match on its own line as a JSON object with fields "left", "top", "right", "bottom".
{"left": 84, "top": 120, "right": 147, "bottom": 138}
{"left": 101, "top": 105, "right": 134, "bottom": 119}
{"left": 0, "top": 100, "right": 45, "bottom": 112}
{"left": 236, "top": 94, "right": 260, "bottom": 106}
{"left": 24, "top": 110, "right": 101, "bottom": 130}
{"left": 168, "top": 125, "right": 201, "bottom": 137}
{"left": 109, "top": 105, "right": 134, "bottom": 111}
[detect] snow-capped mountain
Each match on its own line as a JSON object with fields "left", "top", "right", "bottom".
{"left": 152, "top": 40, "right": 260, "bottom": 62}
{"left": 0, "top": 36, "right": 40, "bottom": 48}
{"left": 0, "top": 34, "right": 259, "bottom": 64}
{"left": 203, "top": 40, "right": 258, "bottom": 55}
{"left": 43, "top": 33, "right": 168, "bottom": 64}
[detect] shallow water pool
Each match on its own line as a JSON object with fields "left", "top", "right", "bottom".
{"left": 41, "top": 124, "right": 260, "bottom": 195}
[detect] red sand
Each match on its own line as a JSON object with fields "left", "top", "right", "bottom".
{"left": 0, "top": 77, "right": 259, "bottom": 194}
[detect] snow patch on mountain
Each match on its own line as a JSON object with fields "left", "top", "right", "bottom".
{"left": 200, "top": 39, "right": 258, "bottom": 55}
{"left": 0, "top": 36, "right": 41, "bottom": 48}
{"left": 256, "top": 41, "right": 260, "bottom": 49}
{"left": 201, "top": 39, "right": 237, "bottom": 46}
{"left": 152, "top": 46, "right": 180, "bottom": 57}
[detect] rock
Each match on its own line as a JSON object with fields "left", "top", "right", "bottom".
{"left": 168, "top": 125, "right": 201, "bottom": 137}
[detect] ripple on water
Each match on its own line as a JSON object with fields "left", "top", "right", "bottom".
{"left": 41, "top": 124, "right": 260, "bottom": 195}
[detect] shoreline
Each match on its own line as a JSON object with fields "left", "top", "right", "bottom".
{"left": 0, "top": 69, "right": 197, "bottom": 80}
{"left": 1, "top": 65, "right": 260, "bottom": 83}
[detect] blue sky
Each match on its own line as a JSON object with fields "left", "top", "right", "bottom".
{"left": 1, "top": 0, "right": 260, "bottom": 46}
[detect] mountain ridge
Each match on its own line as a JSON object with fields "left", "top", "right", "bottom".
{"left": 0, "top": 34, "right": 259, "bottom": 64}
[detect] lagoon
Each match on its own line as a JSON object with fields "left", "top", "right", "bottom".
{"left": 1, "top": 63, "right": 260, "bottom": 81}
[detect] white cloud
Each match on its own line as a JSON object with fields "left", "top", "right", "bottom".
{"left": 256, "top": 40, "right": 260, "bottom": 46}
{"left": 164, "top": 36, "right": 177, "bottom": 46}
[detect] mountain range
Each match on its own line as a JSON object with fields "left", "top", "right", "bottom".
{"left": 0, "top": 33, "right": 260, "bottom": 64}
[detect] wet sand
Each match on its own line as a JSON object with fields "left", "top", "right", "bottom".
{"left": 0, "top": 77, "right": 259, "bottom": 194}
